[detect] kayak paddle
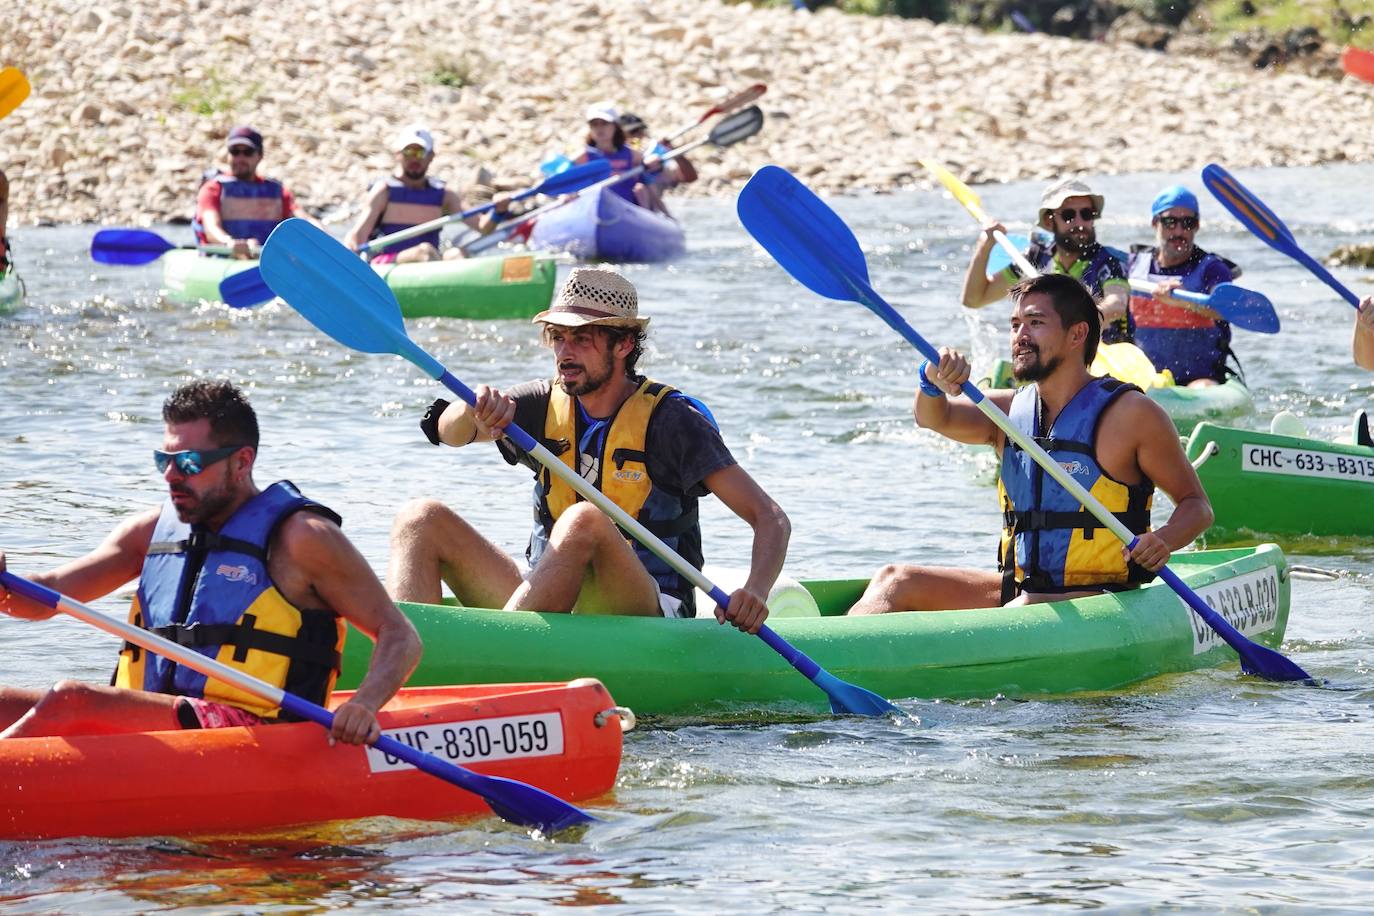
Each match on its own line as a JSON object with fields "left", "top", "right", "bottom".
{"left": 216, "top": 159, "right": 616, "bottom": 310}
{"left": 664, "top": 82, "right": 767, "bottom": 144}
{"left": 736, "top": 165, "right": 1313, "bottom": 684}
{"left": 921, "top": 158, "right": 1039, "bottom": 277}
{"left": 91, "top": 228, "right": 231, "bottom": 266}
{"left": 1203, "top": 162, "right": 1362, "bottom": 311}
{"left": 258, "top": 217, "right": 899, "bottom": 717}
{"left": 0, "top": 67, "right": 30, "bottom": 120}
{"left": 1126, "top": 278, "right": 1280, "bottom": 334}
{"left": 0, "top": 569, "right": 596, "bottom": 834}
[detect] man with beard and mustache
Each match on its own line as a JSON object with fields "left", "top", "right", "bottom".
{"left": 344, "top": 125, "right": 511, "bottom": 264}
{"left": 848, "top": 274, "right": 1211, "bottom": 616}
{"left": 195, "top": 126, "right": 324, "bottom": 260}
{"left": 389, "top": 267, "right": 790, "bottom": 633}
{"left": 961, "top": 178, "right": 1133, "bottom": 344}
{"left": 0, "top": 381, "right": 422, "bottom": 741}
{"left": 1126, "top": 186, "right": 1239, "bottom": 387}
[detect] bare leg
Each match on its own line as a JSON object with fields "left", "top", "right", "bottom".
{"left": 507, "top": 503, "right": 661, "bottom": 615}
{"left": 1, "top": 680, "right": 180, "bottom": 739}
{"left": 847, "top": 565, "right": 1002, "bottom": 615}
{"left": 1186, "top": 378, "right": 1219, "bottom": 388}
{"left": 0, "top": 687, "right": 43, "bottom": 731}
{"left": 1010, "top": 588, "right": 1106, "bottom": 606}
{"left": 387, "top": 498, "right": 523, "bottom": 607}
{"left": 395, "top": 242, "right": 440, "bottom": 264}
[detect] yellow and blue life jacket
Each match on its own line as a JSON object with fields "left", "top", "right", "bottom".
{"left": 533, "top": 378, "right": 703, "bottom": 615}
{"left": 113, "top": 480, "right": 346, "bottom": 720}
{"left": 996, "top": 377, "right": 1155, "bottom": 603}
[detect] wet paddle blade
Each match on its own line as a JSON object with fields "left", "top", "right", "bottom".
{"left": 0, "top": 67, "right": 30, "bottom": 120}
{"left": 219, "top": 267, "right": 276, "bottom": 309}
{"left": 920, "top": 160, "right": 988, "bottom": 222}
{"left": 753, "top": 624, "right": 903, "bottom": 717}
{"left": 1091, "top": 342, "right": 1169, "bottom": 389}
{"left": 527, "top": 158, "right": 612, "bottom": 199}
{"left": 260, "top": 219, "right": 440, "bottom": 376}
{"left": 737, "top": 165, "right": 869, "bottom": 302}
{"left": 1201, "top": 164, "right": 1295, "bottom": 248}
{"left": 1206, "top": 282, "right": 1280, "bottom": 333}
{"left": 708, "top": 105, "right": 765, "bottom": 148}
{"left": 90, "top": 228, "right": 178, "bottom": 265}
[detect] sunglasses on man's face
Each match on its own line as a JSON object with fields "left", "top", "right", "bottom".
{"left": 399, "top": 146, "right": 429, "bottom": 160}
{"left": 1158, "top": 215, "right": 1199, "bottom": 230}
{"left": 1057, "top": 207, "right": 1098, "bottom": 223}
{"left": 228, "top": 147, "right": 258, "bottom": 158}
{"left": 153, "top": 445, "right": 244, "bottom": 476}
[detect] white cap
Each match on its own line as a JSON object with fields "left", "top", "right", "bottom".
{"left": 392, "top": 124, "right": 434, "bottom": 154}
{"left": 584, "top": 102, "right": 618, "bottom": 125}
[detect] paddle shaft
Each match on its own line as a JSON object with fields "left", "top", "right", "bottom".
{"left": 1127, "top": 278, "right": 1218, "bottom": 314}
{"left": 664, "top": 83, "right": 766, "bottom": 145}
{"left": 925, "top": 164, "right": 1040, "bottom": 277}
{"left": 0, "top": 570, "right": 581, "bottom": 817}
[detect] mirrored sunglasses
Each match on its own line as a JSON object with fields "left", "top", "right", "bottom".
{"left": 1158, "top": 215, "right": 1199, "bottom": 230}
{"left": 1057, "top": 207, "right": 1098, "bottom": 223}
{"left": 153, "top": 445, "right": 244, "bottom": 476}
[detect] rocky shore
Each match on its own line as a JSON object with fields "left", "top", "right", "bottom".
{"left": 7, "top": 0, "right": 1374, "bottom": 227}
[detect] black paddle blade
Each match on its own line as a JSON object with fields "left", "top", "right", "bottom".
{"left": 709, "top": 105, "right": 765, "bottom": 148}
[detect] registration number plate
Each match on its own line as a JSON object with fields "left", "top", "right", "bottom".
{"left": 365, "top": 712, "right": 564, "bottom": 774}
{"left": 1184, "top": 567, "right": 1282, "bottom": 655}
{"left": 1241, "top": 443, "right": 1374, "bottom": 484}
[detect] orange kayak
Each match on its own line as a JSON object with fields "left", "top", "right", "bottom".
{"left": 1342, "top": 46, "right": 1374, "bottom": 84}
{"left": 0, "top": 680, "right": 627, "bottom": 840}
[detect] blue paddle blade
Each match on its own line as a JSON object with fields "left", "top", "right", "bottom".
{"left": 1205, "top": 283, "right": 1280, "bottom": 333}
{"left": 219, "top": 266, "right": 276, "bottom": 309}
{"left": 737, "top": 166, "right": 869, "bottom": 301}
{"left": 985, "top": 233, "right": 1030, "bottom": 279}
{"left": 1201, "top": 164, "right": 1295, "bottom": 248}
{"left": 754, "top": 624, "right": 903, "bottom": 717}
{"left": 528, "top": 158, "right": 612, "bottom": 199}
{"left": 90, "top": 228, "right": 177, "bottom": 265}
{"left": 260, "top": 219, "right": 444, "bottom": 376}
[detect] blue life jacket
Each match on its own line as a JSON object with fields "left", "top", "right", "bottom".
{"left": 374, "top": 177, "right": 447, "bottom": 254}
{"left": 114, "top": 481, "right": 346, "bottom": 720}
{"left": 200, "top": 174, "right": 287, "bottom": 244}
{"left": 583, "top": 145, "right": 638, "bottom": 203}
{"left": 997, "top": 377, "right": 1155, "bottom": 603}
{"left": 1128, "top": 249, "right": 1233, "bottom": 385}
{"left": 531, "top": 379, "right": 709, "bottom": 616}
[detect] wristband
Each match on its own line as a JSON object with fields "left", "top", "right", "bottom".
{"left": 419, "top": 398, "right": 452, "bottom": 445}
{"left": 917, "top": 360, "right": 945, "bottom": 398}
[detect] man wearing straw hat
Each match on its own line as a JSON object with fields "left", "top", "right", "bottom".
{"left": 388, "top": 267, "right": 790, "bottom": 633}
{"left": 961, "top": 177, "right": 1133, "bottom": 344}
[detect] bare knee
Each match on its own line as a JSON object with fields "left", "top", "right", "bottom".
{"left": 548, "top": 503, "right": 616, "bottom": 545}
{"left": 391, "top": 497, "right": 459, "bottom": 545}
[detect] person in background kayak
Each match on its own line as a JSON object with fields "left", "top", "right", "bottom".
{"left": 195, "top": 126, "right": 322, "bottom": 260}
{"left": 848, "top": 273, "right": 1212, "bottom": 615}
{"left": 390, "top": 266, "right": 790, "bottom": 632}
{"left": 618, "top": 112, "right": 697, "bottom": 219}
{"left": 0, "top": 380, "right": 421, "bottom": 741}
{"left": 572, "top": 102, "right": 659, "bottom": 208}
{"left": 0, "top": 168, "right": 10, "bottom": 272}
{"left": 1127, "top": 186, "right": 1238, "bottom": 387}
{"left": 1356, "top": 297, "right": 1374, "bottom": 371}
{"left": 962, "top": 178, "right": 1133, "bottom": 343}
{"left": 342, "top": 125, "right": 511, "bottom": 264}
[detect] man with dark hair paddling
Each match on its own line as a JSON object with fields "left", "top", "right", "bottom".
{"left": 0, "top": 381, "right": 422, "bottom": 740}
{"left": 848, "top": 274, "right": 1213, "bottom": 615}
{"left": 195, "top": 126, "right": 324, "bottom": 259}
{"left": 390, "top": 266, "right": 790, "bottom": 632}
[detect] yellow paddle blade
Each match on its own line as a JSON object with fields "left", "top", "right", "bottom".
{"left": 919, "top": 159, "right": 990, "bottom": 223}
{"left": 1090, "top": 342, "right": 1173, "bottom": 389}
{"left": 0, "top": 67, "right": 30, "bottom": 120}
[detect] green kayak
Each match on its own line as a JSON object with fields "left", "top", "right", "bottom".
{"left": 986, "top": 358, "right": 1252, "bottom": 433}
{"left": 340, "top": 545, "right": 1290, "bottom": 718}
{"left": 1188, "top": 421, "right": 1374, "bottom": 543}
{"left": 161, "top": 249, "right": 556, "bottom": 320}
{"left": 0, "top": 264, "right": 22, "bottom": 313}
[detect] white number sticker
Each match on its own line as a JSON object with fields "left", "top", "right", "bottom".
{"left": 1241, "top": 443, "right": 1374, "bottom": 484}
{"left": 1184, "top": 567, "right": 1282, "bottom": 655}
{"left": 365, "top": 712, "right": 565, "bottom": 774}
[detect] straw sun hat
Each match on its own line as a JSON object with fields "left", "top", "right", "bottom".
{"left": 532, "top": 267, "right": 649, "bottom": 330}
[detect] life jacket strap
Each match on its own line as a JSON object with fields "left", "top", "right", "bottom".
{"left": 146, "top": 530, "right": 267, "bottom": 562}
{"left": 147, "top": 615, "right": 342, "bottom": 668}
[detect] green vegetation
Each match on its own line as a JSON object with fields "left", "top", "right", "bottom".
{"left": 171, "top": 69, "right": 261, "bottom": 117}
{"left": 1205, "top": 0, "right": 1374, "bottom": 49}
{"left": 426, "top": 52, "right": 483, "bottom": 89}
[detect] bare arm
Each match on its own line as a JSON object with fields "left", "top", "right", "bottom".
{"left": 700, "top": 463, "right": 790, "bottom": 634}
{"left": 1355, "top": 297, "right": 1374, "bottom": 371}
{"left": 342, "top": 183, "right": 390, "bottom": 252}
{"left": 1099, "top": 279, "right": 1131, "bottom": 327}
{"left": 915, "top": 349, "right": 1011, "bottom": 448}
{"left": 1124, "top": 396, "right": 1213, "bottom": 570}
{"left": 273, "top": 512, "right": 422, "bottom": 744}
{"left": 961, "top": 223, "right": 1013, "bottom": 308}
{"left": 0, "top": 169, "right": 8, "bottom": 239}
{"left": 0, "top": 509, "right": 158, "bottom": 620}
{"left": 435, "top": 384, "right": 517, "bottom": 447}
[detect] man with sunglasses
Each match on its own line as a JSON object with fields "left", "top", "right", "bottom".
{"left": 195, "top": 126, "right": 322, "bottom": 260}
{"left": 343, "top": 125, "right": 510, "bottom": 264}
{"left": 962, "top": 178, "right": 1132, "bottom": 344}
{"left": 0, "top": 380, "right": 421, "bottom": 742}
{"left": 1126, "top": 186, "right": 1238, "bottom": 387}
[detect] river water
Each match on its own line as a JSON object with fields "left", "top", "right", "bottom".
{"left": 2, "top": 165, "right": 1372, "bottom": 911}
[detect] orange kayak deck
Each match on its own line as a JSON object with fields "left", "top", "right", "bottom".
{"left": 0, "top": 680, "right": 626, "bottom": 840}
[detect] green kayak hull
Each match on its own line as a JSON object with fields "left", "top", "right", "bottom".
{"left": 1188, "top": 422, "right": 1374, "bottom": 542}
{"left": 339, "top": 546, "right": 1291, "bottom": 717}
{"left": 987, "top": 359, "right": 1252, "bottom": 433}
{"left": 0, "top": 265, "right": 23, "bottom": 312}
{"left": 161, "top": 249, "right": 556, "bottom": 320}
